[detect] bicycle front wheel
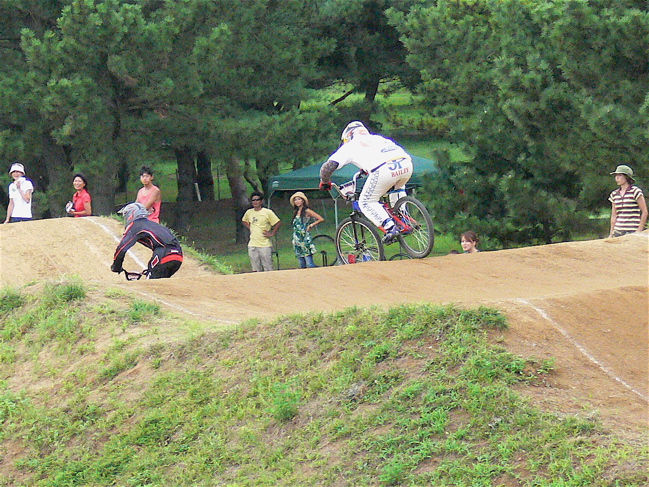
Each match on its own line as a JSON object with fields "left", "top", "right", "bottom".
{"left": 393, "top": 196, "right": 434, "bottom": 258}
{"left": 335, "top": 216, "right": 385, "bottom": 264}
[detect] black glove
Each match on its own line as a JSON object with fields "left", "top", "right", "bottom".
{"left": 111, "top": 263, "right": 123, "bottom": 273}
{"left": 319, "top": 181, "right": 332, "bottom": 191}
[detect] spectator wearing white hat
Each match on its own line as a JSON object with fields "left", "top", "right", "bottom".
{"left": 608, "top": 164, "right": 647, "bottom": 237}
{"left": 3, "top": 162, "right": 34, "bottom": 223}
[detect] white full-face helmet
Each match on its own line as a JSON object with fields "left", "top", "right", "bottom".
{"left": 118, "top": 202, "right": 149, "bottom": 226}
{"left": 340, "top": 121, "right": 367, "bottom": 144}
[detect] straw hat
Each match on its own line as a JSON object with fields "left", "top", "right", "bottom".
{"left": 610, "top": 165, "right": 634, "bottom": 182}
{"left": 290, "top": 191, "right": 309, "bottom": 207}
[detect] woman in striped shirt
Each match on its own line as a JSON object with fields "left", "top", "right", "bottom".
{"left": 608, "top": 165, "right": 647, "bottom": 237}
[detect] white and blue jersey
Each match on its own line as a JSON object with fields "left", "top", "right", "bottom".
{"left": 328, "top": 134, "right": 413, "bottom": 229}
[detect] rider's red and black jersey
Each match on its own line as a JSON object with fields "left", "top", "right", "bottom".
{"left": 112, "top": 218, "right": 182, "bottom": 271}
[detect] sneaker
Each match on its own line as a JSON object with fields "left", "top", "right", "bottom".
{"left": 382, "top": 226, "right": 401, "bottom": 244}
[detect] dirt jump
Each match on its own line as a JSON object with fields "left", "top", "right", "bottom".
{"left": 1, "top": 217, "right": 647, "bottom": 442}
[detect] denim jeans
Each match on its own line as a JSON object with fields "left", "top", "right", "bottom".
{"left": 298, "top": 254, "right": 317, "bottom": 269}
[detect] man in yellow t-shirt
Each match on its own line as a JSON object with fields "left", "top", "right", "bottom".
{"left": 241, "top": 192, "right": 281, "bottom": 271}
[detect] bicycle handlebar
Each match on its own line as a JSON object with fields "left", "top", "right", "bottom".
{"left": 122, "top": 269, "right": 148, "bottom": 281}
{"left": 332, "top": 170, "right": 367, "bottom": 201}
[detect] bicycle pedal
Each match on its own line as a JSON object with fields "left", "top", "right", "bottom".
{"left": 382, "top": 230, "right": 401, "bottom": 244}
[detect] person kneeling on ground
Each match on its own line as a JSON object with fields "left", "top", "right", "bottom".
{"left": 111, "top": 202, "right": 183, "bottom": 279}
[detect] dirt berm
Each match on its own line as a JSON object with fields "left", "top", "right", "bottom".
{"left": 1, "top": 217, "right": 647, "bottom": 441}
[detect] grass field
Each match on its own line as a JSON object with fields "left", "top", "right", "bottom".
{"left": 1, "top": 280, "right": 646, "bottom": 486}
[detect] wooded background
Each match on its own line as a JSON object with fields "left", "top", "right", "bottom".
{"left": 1, "top": 0, "right": 647, "bottom": 246}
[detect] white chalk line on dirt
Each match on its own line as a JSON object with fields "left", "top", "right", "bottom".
{"left": 129, "top": 289, "right": 239, "bottom": 325}
{"left": 517, "top": 299, "right": 648, "bottom": 402}
{"left": 82, "top": 218, "right": 237, "bottom": 325}
{"left": 83, "top": 217, "right": 146, "bottom": 268}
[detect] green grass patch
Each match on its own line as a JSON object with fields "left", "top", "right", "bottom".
{"left": 0, "top": 284, "right": 646, "bottom": 486}
{"left": 181, "top": 244, "right": 234, "bottom": 275}
{"left": 44, "top": 278, "right": 87, "bottom": 304}
{"left": 129, "top": 299, "right": 161, "bottom": 324}
{"left": 0, "top": 288, "right": 25, "bottom": 315}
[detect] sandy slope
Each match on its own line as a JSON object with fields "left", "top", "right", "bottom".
{"left": 1, "top": 217, "right": 647, "bottom": 440}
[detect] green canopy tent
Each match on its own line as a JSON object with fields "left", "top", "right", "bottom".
{"left": 267, "top": 155, "right": 438, "bottom": 226}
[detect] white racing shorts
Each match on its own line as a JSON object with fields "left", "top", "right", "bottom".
{"left": 358, "top": 157, "right": 413, "bottom": 229}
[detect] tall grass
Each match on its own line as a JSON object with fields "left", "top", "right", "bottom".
{"left": 181, "top": 244, "right": 235, "bottom": 275}
{"left": 0, "top": 281, "right": 646, "bottom": 486}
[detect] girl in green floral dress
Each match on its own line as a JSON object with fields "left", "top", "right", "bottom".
{"left": 290, "top": 192, "right": 324, "bottom": 268}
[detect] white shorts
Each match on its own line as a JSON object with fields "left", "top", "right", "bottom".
{"left": 358, "top": 157, "right": 412, "bottom": 228}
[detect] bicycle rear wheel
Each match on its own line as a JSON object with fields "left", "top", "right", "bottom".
{"left": 388, "top": 253, "right": 412, "bottom": 261}
{"left": 335, "top": 216, "right": 385, "bottom": 264}
{"left": 393, "top": 196, "right": 434, "bottom": 258}
{"left": 312, "top": 234, "right": 337, "bottom": 266}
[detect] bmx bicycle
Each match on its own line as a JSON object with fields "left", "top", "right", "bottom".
{"left": 332, "top": 171, "right": 434, "bottom": 264}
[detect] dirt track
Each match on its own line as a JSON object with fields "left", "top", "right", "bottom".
{"left": 1, "top": 217, "right": 647, "bottom": 440}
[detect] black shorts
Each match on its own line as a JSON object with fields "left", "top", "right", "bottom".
{"left": 147, "top": 249, "right": 183, "bottom": 279}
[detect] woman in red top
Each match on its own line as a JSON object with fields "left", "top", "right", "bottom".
{"left": 68, "top": 173, "right": 92, "bottom": 217}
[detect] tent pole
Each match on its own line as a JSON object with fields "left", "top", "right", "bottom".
{"left": 334, "top": 196, "right": 339, "bottom": 228}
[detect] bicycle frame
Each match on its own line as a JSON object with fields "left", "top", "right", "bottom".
{"left": 384, "top": 202, "right": 413, "bottom": 234}
{"left": 332, "top": 170, "right": 434, "bottom": 260}
{"left": 331, "top": 172, "right": 385, "bottom": 263}
{"left": 333, "top": 171, "right": 408, "bottom": 231}
{"left": 333, "top": 172, "right": 371, "bottom": 227}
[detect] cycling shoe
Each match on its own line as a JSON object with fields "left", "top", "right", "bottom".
{"left": 382, "top": 227, "right": 401, "bottom": 244}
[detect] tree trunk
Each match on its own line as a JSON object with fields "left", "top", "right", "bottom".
{"left": 174, "top": 146, "right": 196, "bottom": 232}
{"left": 243, "top": 159, "right": 261, "bottom": 194}
{"left": 90, "top": 148, "right": 120, "bottom": 216}
{"left": 38, "top": 134, "right": 72, "bottom": 218}
{"left": 255, "top": 154, "right": 279, "bottom": 196}
{"left": 176, "top": 146, "right": 196, "bottom": 202}
{"left": 116, "top": 159, "right": 130, "bottom": 194}
{"left": 225, "top": 156, "right": 250, "bottom": 245}
{"left": 196, "top": 150, "right": 215, "bottom": 201}
{"left": 363, "top": 75, "right": 380, "bottom": 104}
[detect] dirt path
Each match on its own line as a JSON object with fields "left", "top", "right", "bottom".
{"left": 1, "top": 217, "right": 647, "bottom": 440}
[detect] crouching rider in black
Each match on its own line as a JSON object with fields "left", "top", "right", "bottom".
{"left": 111, "top": 202, "right": 183, "bottom": 279}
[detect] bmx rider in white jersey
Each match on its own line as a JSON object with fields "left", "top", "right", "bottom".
{"left": 319, "top": 121, "right": 413, "bottom": 242}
